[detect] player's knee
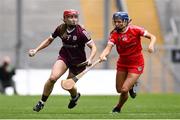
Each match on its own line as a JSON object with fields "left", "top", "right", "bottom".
{"left": 49, "top": 75, "right": 58, "bottom": 83}
{"left": 120, "top": 87, "right": 129, "bottom": 93}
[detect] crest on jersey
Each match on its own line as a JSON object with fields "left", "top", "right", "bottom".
{"left": 121, "top": 35, "right": 127, "bottom": 41}
{"left": 137, "top": 66, "right": 142, "bottom": 71}
{"left": 73, "top": 35, "right": 77, "bottom": 40}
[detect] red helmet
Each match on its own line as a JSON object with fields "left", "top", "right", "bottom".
{"left": 63, "top": 9, "right": 79, "bottom": 18}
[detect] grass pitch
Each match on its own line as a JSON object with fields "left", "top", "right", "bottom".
{"left": 0, "top": 94, "right": 180, "bottom": 119}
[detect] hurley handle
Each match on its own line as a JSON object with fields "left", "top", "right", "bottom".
{"left": 76, "top": 61, "right": 88, "bottom": 67}
{"left": 73, "top": 59, "right": 101, "bottom": 82}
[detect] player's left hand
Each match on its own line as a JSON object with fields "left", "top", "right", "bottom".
{"left": 148, "top": 44, "right": 155, "bottom": 53}
{"left": 86, "top": 59, "right": 92, "bottom": 66}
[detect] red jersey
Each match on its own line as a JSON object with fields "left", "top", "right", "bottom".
{"left": 108, "top": 25, "right": 147, "bottom": 58}
{"left": 108, "top": 25, "right": 147, "bottom": 73}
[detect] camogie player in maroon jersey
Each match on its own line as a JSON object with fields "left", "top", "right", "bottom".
{"left": 99, "top": 11, "right": 156, "bottom": 113}
{"left": 29, "top": 9, "right": 97, "bottom": 112}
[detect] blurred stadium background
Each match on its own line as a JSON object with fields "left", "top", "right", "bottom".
{"left": 0, "top": 0, "right": 180, "bottom": 95}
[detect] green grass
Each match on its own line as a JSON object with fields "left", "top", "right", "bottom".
{"left": 0, "top": 94, "right": 180, "bottom": 119}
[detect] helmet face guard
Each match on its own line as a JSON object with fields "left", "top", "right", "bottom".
{"left": 63, "top": 9, "right": 79, "bottom": 26}
{"left": 112, "top": 12, "right": 130, "bottom": 32}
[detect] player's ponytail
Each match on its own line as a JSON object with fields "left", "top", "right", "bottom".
{"left": 59, "top": 23, "right": 67, "bottom": 38}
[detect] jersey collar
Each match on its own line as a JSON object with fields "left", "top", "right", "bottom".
{"left": 66, "top": 28, "right": 75, "bottom": 33}
{"left": 121, "top": 26, "right": 129, "bottom": 33}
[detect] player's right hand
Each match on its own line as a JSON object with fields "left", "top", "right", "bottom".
{"left": 28, "top": 49, "right": 37, "bottom": 57}
{"left": 99, "top": 55, "right": 107, "bottom": 62}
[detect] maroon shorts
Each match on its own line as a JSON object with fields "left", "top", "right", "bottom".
{"left": 117, "top": 54, "right": 144, "bottom": 74}
{"left": 57, "top": 55, "right": 86, "bottom": 75}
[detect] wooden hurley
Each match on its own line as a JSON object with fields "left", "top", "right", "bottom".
{"left": 76, "top": 61, "right": 88, "bottom": 67}
{"left": 61, "top": 59, "right": 101, "bottom": 90}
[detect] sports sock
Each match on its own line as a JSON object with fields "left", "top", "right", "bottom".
{"left": 40, "top": 100, "right": 45, "bottom": 104}
{"left": 71, "top": 92, "right": 79, "bottom": 99}
{"left": 71, "top": 94, "right": 76, "bottom": 99}
{"left": 116, "top": 103, "right": 122, "bottom": 109}
{"left": 41, "top": 94, "right": 48, "bottom": 102}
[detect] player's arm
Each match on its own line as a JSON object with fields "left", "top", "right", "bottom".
{"left": 144, "top": 31, "right": 156, "bottom": 53}
{"left": 86, "top": 40, "right": 97, "bottom": 66}
{"left": 28, "top": 37, "right": 54, "bottom": 57}
{"left": 99, "top": 43, "right": 113, "bottom": 61}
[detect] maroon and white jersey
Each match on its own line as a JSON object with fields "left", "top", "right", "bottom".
{"left": 50, "top": 24, "right": 92, "bottom": 66}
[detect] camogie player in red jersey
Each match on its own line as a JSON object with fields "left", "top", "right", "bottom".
{"left": 99, "top": 11, "right": 156, "bottom": 113}
{"left": 28, "top": 9, "right": 97, "bottom": 112}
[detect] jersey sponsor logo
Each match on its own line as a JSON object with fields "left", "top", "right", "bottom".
{"left": 82, "top": 30, "right": 91, "bottom": 40}
{"left": 73, "top": 35, "right": 77, "bottom": 41}
{"left": 125, "top": 42, "right": 137, "bottom": 48}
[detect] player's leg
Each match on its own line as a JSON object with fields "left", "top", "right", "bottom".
{"left": 66, "top": 72, "right": 81, "bottom": 109}
{"left": 122, "top": 73, "right": 141, "bottom": 95}
{"left": 11, "top": 80, "right": 18, "bottom": 95}
{"left": 128, "top": 65, "right": 143, "bottom": 99}
{"left": 0, "top": 81, "right": 4, "bottom": 94}
{"left": 33, "top": 60, "right": 68, "bottom": 112}
{"left": 65, "top": 65, "right": 86, "bottom": 109}
{"left": 112, "top": 71, "right": 127, "bottom": 113}
{"left": 42, "top": 60, "right": 68, "bottom": 101}
{"left": 116, "top": 73, "right": 141, "bottom": 112}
